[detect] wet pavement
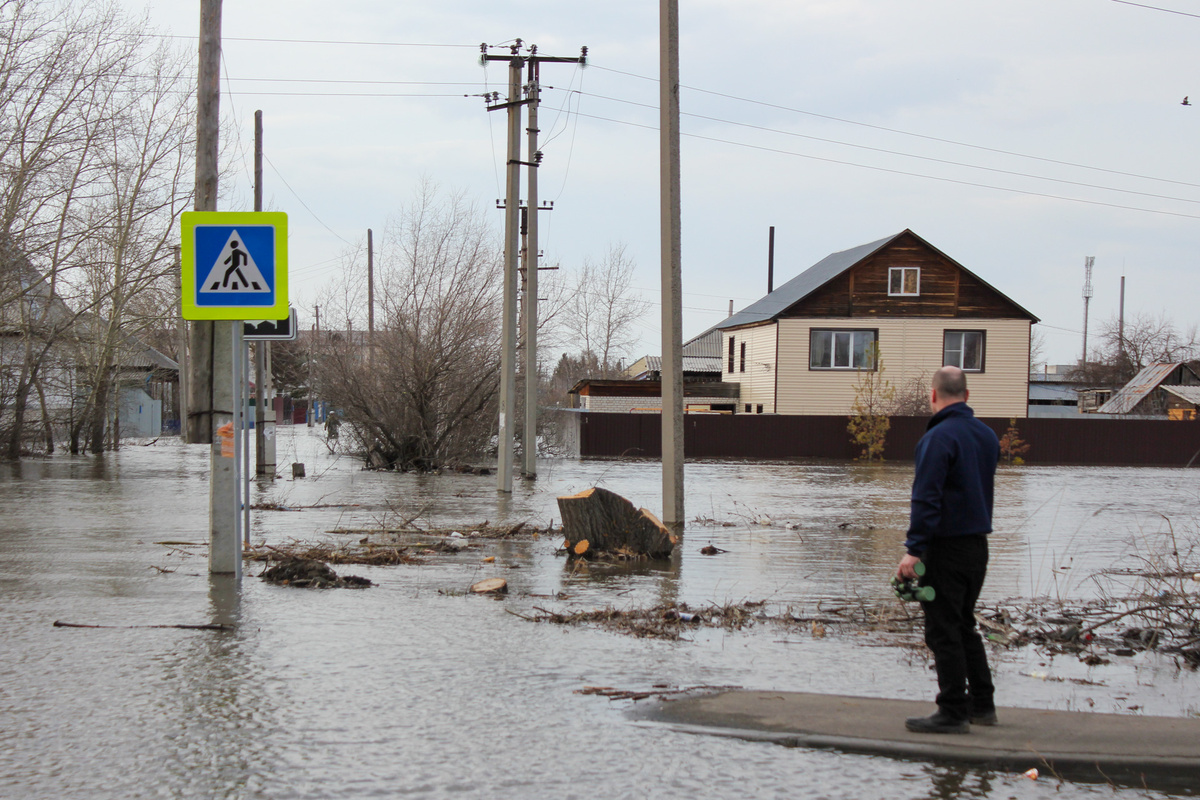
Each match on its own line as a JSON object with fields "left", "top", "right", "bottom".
{"left": 643, "top": 689, "right": 1200, "bottom": 792}
{"left": 2, "top": 426, "right": 1199, "bottom": 799}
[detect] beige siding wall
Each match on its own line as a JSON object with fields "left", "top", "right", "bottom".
{"left": 722, "top": 324, "right": 777, "bottom": 413}
{"left": 775, "top": 318, "right": 1030, "bottom": 417}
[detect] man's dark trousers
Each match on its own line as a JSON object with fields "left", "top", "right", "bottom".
{"left": 920, "top": 534, "right": 994, "bottom": 721}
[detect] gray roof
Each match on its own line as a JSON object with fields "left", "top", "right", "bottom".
{"left": 1163, "top": 385, "right": 1200, "bottom": 406}
{"left": 1097, "top": 363, "right": 1185, "bottom": 414}
{"left": 718, "top": 233, "right": 899, "bottom": 330}
{"left": 638, "top": 355, "right": 721, "bottom": 374}
{"left": 1029, "top": 383, "right": 1078, "bottom": 402}
{"left": 715, "top": 229, "right": 1038, "bottom": 330}
{"left": 683, "top": 327, "right": 722, "bottom": 359}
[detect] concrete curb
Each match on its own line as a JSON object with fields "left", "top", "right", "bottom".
{"left": 636, "top": 690, "right": 1200, "bottom": 791}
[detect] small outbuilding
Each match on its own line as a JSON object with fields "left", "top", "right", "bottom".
{"left": 1097, "top": 363, "right": 1200, "bottom": 417}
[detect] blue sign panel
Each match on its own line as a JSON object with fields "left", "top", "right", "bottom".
{"left": 181, "top": 211, "right": 288, "bottom": 321}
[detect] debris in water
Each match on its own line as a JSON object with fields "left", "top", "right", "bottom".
{"left": 471, "top": 578, "right": 508, "bottom": 595}
{"left": 259, "top": 558, "right": 372, "bottom": 589}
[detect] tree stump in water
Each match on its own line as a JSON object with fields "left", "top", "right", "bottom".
{"left": 557, "top": 487, "right": 677, "bottom": 559}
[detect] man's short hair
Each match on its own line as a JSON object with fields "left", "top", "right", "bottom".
{"left": 933, "top": 367, "right": 967, "bottom": 398}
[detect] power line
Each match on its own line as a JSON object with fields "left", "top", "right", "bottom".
{"left": 214, "top": 90, "right": 468, "bottom": 98}
{"left": 220, "top": 51, "right": 256, "bottom": 199}
{"left": 569, "top": 109, "right": 1200, "bottom": 221}
{"left": 143, "top": 32, "right": 475, "bottom": 48}
{"left": 263, "top": 153, "right": 354, "bottom": 246}
{"left": 588, "top": 63, "right": 1200, "bottom": 191}
{"left": 224, "top": 77, "right": 483, "bottom": 86}
{"left": 1108, "top": 0, "right": 1200, "bottom": 19}
{"left": 563, "top": 88, "right": 1200, "bottom": 206}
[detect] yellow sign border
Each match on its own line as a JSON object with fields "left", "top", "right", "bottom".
{"left": 181, "top": 211, "right": 288, "bottom": 320}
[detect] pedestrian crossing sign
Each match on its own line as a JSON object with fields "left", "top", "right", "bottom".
{"left": 181, "top": 211, "right": 288, "bottom": 320}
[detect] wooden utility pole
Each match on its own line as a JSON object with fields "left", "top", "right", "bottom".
{"left": 660, "top": 0, "right": 684, "bottom": 527}
{"left": 193, "top": 0, "right": 238, "bottom": 575}
{"left": 367, "top": 227, "right": 375, "bottom": 367}
{"left": 187, "top": 0, "right": 221, "bottom": 445}
{"left": 308, "top": 305, "right": 319, "bottom": 427}
{"left": 253, "top": 109, "right": 276, "bottom": 477}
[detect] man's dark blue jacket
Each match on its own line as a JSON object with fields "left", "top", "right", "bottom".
{"left": 904, "top": 402, "right": 1000, "bottom": 557}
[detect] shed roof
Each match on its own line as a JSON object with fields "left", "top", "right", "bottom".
{"left": 1097, "top": 363, "right": 1188, "bottom": 414}
{"left": 1163, "top": 385, "right": 1200, "bottom": 406}
{"left": 637, "top": 355, "right": 721, "bottom": 374}
{"left": 715, "top": 229, "right": 1038, "bottom": 330}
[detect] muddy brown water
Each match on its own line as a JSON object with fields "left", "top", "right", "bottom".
{"left": 2, "top": 427, "right": 1198, "bottom": 799}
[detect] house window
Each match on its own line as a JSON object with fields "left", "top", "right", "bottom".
{"left": 739, "top": 342, "right": 746, "bottom": 373}
{"left": 809, "top": 329, "right": 877, "bottom": 370}
{"left": 744, "top": 403, "right": 751, "bottom": 413}
{"left": 728, "top": 336, "right": 735, "bottom": 373}
{"left": 889, "top": 267, "right": 920, "bottom": 296}
{"left": 943, "top": 330, "right": 985, "bottom": 372}
{"left": 756, "top": 404, "right": 763, "bottom": 414}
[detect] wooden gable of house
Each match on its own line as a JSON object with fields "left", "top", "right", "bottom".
{"left": 780, "top": 230, "right": 1035, "bottom": 321}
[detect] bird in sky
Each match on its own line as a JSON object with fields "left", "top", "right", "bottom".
{"left": 1183, "top": 96, "right": 1191, "bottom": 106}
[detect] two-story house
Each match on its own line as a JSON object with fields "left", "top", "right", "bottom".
{"left": 717, "top": 230, "right": 1038, "bottom": 418}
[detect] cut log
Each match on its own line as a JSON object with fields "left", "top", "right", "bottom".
{"left": 471, "top": 578, "right": 508, "bottom": 594}
{"left": 556, "top": 486, "right": 677, "bottom": 559}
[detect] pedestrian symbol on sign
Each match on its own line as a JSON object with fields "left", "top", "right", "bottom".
{"left": 199, "top": 229, "right": 271, "bottom": 294}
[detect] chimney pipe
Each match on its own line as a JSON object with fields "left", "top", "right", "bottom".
{"left": 767, "top": 226, "right": 775, "bottom": 293}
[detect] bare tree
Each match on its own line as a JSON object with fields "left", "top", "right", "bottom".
{"left": 561, "top": 243, "right": 650, "bottom": 375}
{"left": 66, "top": 38, "right": 193, "bottom": 453}
{"left": 1071, "top": 312, "right": 1199, "bottom": 386}
{"left": 315, "top": 183, "right": 503, "bottom": 470}
{"left": 1029, "top": 326, "right": 1046, "bottom": 374}
{"left": 889, "top": 369, "right": 931, "bottom": 417}
{"left": 0, "top": 1, "right": 193, "bottom": 456}
{"left": 847, "top": 344, "right": 894, "bottom": 461}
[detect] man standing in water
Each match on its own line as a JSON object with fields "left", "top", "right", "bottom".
{"left": 897, "top": 366, "right": 1000, "bottom": 734}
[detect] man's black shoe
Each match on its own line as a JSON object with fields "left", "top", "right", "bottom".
{"left": 970, "top": 710, "right": 998, "bottom": 726}
{"left": 905, "top": 712, "right": 970, "bottom": 734}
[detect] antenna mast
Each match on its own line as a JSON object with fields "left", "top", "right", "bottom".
{"left": 1081, "top": 256, "right": 1094, "bottom": 364}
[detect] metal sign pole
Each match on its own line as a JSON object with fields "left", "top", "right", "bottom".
{"left": 232, "top": 323, "right": 244, "bottom": 556}
{"left": 243, "top": 337, "right": 252, "bottom": 546}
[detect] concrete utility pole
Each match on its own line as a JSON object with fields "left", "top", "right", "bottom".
{"left": 254, "top": 109, "right": 276, "bottom": 478}
{"left": 481, "top": 41, "right": 587, "bottom": 493}
{"left": 192, "top": 0, "right": 239, "bottom": 576}
{"left": 498, "top": 51, "right": 521, "bottom": 493}
{"left": 660, "top": 0, "right": 684, "bottom": 527}
{"left": 523, "top": 58, "right": 540, "bottom": 479}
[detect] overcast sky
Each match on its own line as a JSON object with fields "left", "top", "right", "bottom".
{"left": 126, "top": 0, "right": 1200, "bottom": 368}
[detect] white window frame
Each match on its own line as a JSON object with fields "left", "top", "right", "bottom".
{"left": 809, "top": 329, "right": 877, "bottom": 370}
{"left": 888, "top": 266, "right": 920, "bottom": 297}
{"left": 943, "top": 330, "right": 985, "bottom": 372}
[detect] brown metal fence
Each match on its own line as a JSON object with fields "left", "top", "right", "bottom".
{"left": 572, "top": 412, "right": 1200, "bottom": 466}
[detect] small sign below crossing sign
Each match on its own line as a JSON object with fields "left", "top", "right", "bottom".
{"left": 181, "top": 211, "right": 288, "bottom": 320}
{"left": 244, "top": 307, "right": 297, "bottom": 340}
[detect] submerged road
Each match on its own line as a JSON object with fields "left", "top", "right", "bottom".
{"left": 642, "top": 690, "right": 1200, "bottom": 791}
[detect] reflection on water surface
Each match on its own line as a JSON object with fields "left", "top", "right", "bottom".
{"left": 1, "top": 428, "right": 1197, "bottom": 799}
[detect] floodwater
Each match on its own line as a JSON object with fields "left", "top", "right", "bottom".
{"left": 2, "top": 426, "right": 1199, "bottom": 799}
